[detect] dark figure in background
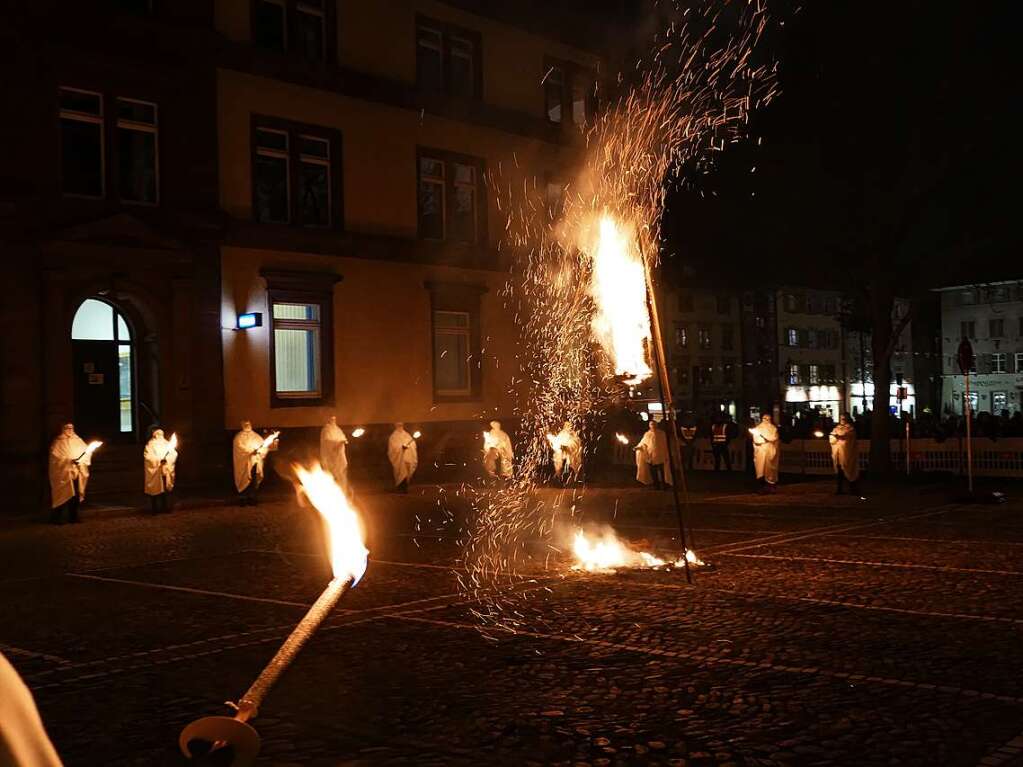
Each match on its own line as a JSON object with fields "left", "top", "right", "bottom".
{"left": 680, "top": 416, "right": 697, "bottom": 471}
{"left": 712, "top": 416, "right": 733, "bottom": 471}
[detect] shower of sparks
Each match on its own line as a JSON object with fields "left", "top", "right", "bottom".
{"left": 457, "top": 0, "right": 780, "bottom": 636}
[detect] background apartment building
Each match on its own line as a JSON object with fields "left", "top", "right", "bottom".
{"left": 658, "top": 287, "right": 743, "bottom": 421}
{"left": 775, "top": 287, "right": 846, "bottom": 421}
{"left": 939, "top": 281, "right": 1023, "bottom": 415}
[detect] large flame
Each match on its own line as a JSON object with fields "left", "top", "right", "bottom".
{"left": 615, "top": 433, "right": 630, "bottom": 445}
{"left": 294, "top": 464, "right": 369, "bottom": 584}
{"left": 586, "top": 215, "right": 653, "bottom": 385}
{"left": 167, "top": 433, "right": 178, "bottom": 451}
{"left": 572, "top": 528, "right": 702, "bottom": 572}
{"left": 83, "top": 440, "right": 103, "bottom": 457}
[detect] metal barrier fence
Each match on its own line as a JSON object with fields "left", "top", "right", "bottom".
{"left": 618, "top": 437, "right": 1023, "bottom": 478}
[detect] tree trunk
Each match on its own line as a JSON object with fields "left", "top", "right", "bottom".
{"left": 869, "top": 290, "right": 895, "bottom": 474}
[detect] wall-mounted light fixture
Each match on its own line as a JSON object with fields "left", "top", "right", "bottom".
{"left": 237, "top": 312, "right": 263, "bottom": 330}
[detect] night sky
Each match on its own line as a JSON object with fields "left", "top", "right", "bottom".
{"left": 662, "top": 1, "right": 1016, "bottom": 289}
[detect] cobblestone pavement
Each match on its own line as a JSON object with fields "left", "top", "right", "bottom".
{"left": 1, "top": 476, "right": 1022, "bottom": 766}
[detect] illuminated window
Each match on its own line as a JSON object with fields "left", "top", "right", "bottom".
{"left": 993, "top": 391, "right": 1008, "bottom": 412}
{"left": 675, "top": 323, "right": 688, "bottom": 349}
{"left": 698, "top": 325, "right": 712, "bottom": 350}
{"left": 271, "top": 302, "right": 322, "bottom": 398}
{"left": 1016, "top": 352, "right": 1023, "bottom": 373}
{"left": 787, "top": 328, "right": 798, "bottom": 347}
{"left": 788, "top": 364, "right": 800, "bottom": 385}
{"left": 808, "top": 364, "right": 819, "bottom": 385}
{"left": 71, "top": 299, "right": 134, "bottom": 434}
{"left": 116, "top": 99, "right": 158, "bottom": 204}
{"left": 59, "top": 87, "right": 104, "bottom": 197}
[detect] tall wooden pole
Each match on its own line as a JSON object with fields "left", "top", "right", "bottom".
{"left": 965, "top": 373, "right": 974, "bottom": 493}
{"left": 638, "top": 238, "right": 694, "bottom": 584}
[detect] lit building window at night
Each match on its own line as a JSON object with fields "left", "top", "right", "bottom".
{"left": 271, "top": 302, "right": 322, "bottom": 398}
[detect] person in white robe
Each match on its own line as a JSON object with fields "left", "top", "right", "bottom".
{"left": 483, "top": 420, "right": 514, "bottom": 480}
{"left": 387, "top": 422, "right": 418, "bottom": 493}
{"left": 0, "top": 651, "right": 63, "bottom": 767}
{"left": 750, "top": 414, "right": 780, "bottom": 491}
{"left": 143, "top": 428, "right": 177, "bottom": 513}
{"left": 320, "top": 416, "right": 350, "bottom": 493}
{"left": 829, "top": 414, "right": 860, "bottom": 494}
{"left": 635, "top": 420, "right": 672, "bottom": 489}
{"left": 550, "top": 421, "right": 583, "bottom": 483}
{"left": 48, "top": 423, "right": 91, "bottom": 524}
{"left": 233, "top": 421, "right": 270, "bottom": 506}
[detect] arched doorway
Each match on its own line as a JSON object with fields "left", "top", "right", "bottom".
{"left": 71, "top": 298, "right": 136, "bottom": 441}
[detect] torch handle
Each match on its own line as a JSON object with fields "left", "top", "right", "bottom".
{"left": 235, "top": 576, "right": 352, "bottom": 721}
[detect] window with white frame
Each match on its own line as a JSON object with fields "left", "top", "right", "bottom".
{"left": 787, "top": 327, "right": 798, "bottom": 347}
{"left": 1016, "top": 352, "right": 1023, "bottom": 373}
{"left": 417, "top": 151, "right": 483, "bottom": 244}
{"left": 271, "top": 302, "right": 322, "bottom": 398}
{"left": 788, "top": 364, "right": 800, "bottom": 385}
{"left": 808, "top": 364, "right": 819, "bottom": 385}
{"left": 59, "top": 87, "right": 104, "bottom": 197}
{"left": 992, "top": 391, "right": 1008, "bottom": 413}
{"left": 418, "top": 156, "right": 445, "bottom": 240}
{"left": 116, "top": 99, "right": 158, "bottom": 204}
{"left": 254, "top": 128, "right": 290, "bottom": 223}
{"left": 433, "top": 310, "right": 472, "bottom": 396}
{"left": 992, "top": 352, "right": 1007, "bottom": 373}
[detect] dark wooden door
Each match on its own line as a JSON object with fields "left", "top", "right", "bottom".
{"left": 72, "top": 340, "right": 120, "bottom": 441}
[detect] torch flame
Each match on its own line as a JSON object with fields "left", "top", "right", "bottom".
{"left": 412, "top": 431, "right": 422, "bottom": 439}
{"left": 586, "top": 215, "right": 653, "bottom": 385}
{"left": 615, "top": 433, "right": 630, "bottom": 445}
{"left": 168, "top": 433, "right": 178, "bottom": 450}
{"left": 351, "top": 428, "right": 365, "bottom": 438}
{"left": 482, "top": 430, "right": 497, "bottom": 451}
{"left": 260, "top": 431, "right": 280, "bottom": 451}
{"left": 84, "top": 440, "right": 103, "bottom": 456}
{"left": 813, "top": 430, "right": 824, "bottom": 438}
{"left": 294, "top": 464, "right": 369, "bottom": 584}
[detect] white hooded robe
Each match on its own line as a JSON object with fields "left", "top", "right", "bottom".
{"left": 387, "top": 428, "right": 418, "bottom": 486}
{"left": 751, "top": 420, "right": 780, "bottom": 483}
{"left": 483, "top": 427, "right": 514, "bottom": 479}
{"left": 829, "top": 422, "right": 860, "bottom": 481}
{"left": 635, "top": 426, "right": 673, "bottom": 486}
{"left": 233, "top": 428, "right": 267, "bottom": 493}
{"left": 551, "top": 426, "right": 583, "bottom": 477}
{"left": 0, "top": 652, "right": 63, "bottom": 767}
{"left": 143, "top": 435, "right": 178, "bottom": 496}
{"left": 48, "top": 432, "right": 91, "bottom": 509}
{"left": 320, "top": 421, "right": 349, "bottom": 491}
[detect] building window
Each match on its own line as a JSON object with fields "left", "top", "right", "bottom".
{"left": 824, "top": 296, "right": 837, "bottom": 314}
{"left": 417, "top": 150, "right": 485, "bottom": 244}
{"left": 427, "top": 281, "right": 485, "bottom": 401}
{"left": 433, "top": 311, "right": 472, "bottom": 396}
{"left": 271, "top": 302, "right": 322, "bottom": 398}
{"left": 1016, "top": 352, "right": 1023, "bottom": 373}
{"left": 417, "top": 18, "right": 480, "bottom": 98}
{"left": 678, "top": 292, "right": 694, "bottom": 312}
{"left": 783, "top": 293, "right": 798, "bottom": 313}
{"left": 252, "top": 117, "right": 341, "bottom": 228}
{"left": 1019, "top": 317, "right": 1023, "bottom": 337}
{"left": 821, "top": 364, "right": 836, "bottom": 384}
{"left": 544, "top": 65, "right": 564, "bottom": 123}
{"left": 788, "top": 364, "right": 800, "bottom": 385}
{"left": 264, "top": 270, "right": 337, "bottom": 407}
{"left": 959, "top": 289, "right": 977, "bottom": 306}
{"left": 721, "top": 323, "right": 734, "bottom": 351}
{"left": 808, "top": 364, "right": 819, "bottom": 385}
{"left": 675, "top": 323, "right": 688, "bottom": 350}
{"left": 697, "top": 360, "right": 713, "bottom": 387}
{"left": 253, "top": 0, "right": 287, "bottom": 52}
{"left": 990, "top": 318, "right": 1005, "bottom": 338}
{"left": 254, "top": 128, "right": 290, "bottom": 223}
{"left": 960, "top": 320, "right": 975, "bottom": 339}
{"left": 723, "top": 360, "right": 735, "bottom": 385}
{"left": 807, "top": 329, "right": 818, "bottom": 349}
{"left": 992, "top": 352, "right": 1007, "bottom": 374}
{"left": 676, "top": 361, "right": 690, "bottom": 386}
{"left": 698, "top": 325, "right": 712, "bottom": 350}
{"left": 116, "top": 99, "right": 158, "bottom": 204}
{"left": 716, "top": 295, "right": 730, "bottom": 315}
{"left": 544, "top": 60, "right": 596, "bottom": 126}
{"left": 59, "top": 87, "right": 104, "bottom": 197}
{"left": 787, "top": 327, "right": 798, "bottom": 347}
{"left": 296, "top": 0, "right": 326, "bottom": 60}
{"left": 992, "top": 391, "right": 1008, "bottom": 413}
{"left": 253, "top": 0, "right": 332, "bottom": 60}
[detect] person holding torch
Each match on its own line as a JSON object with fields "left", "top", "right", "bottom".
{"left": 48, "top": 422, "right": 99, "bottom": 524}
{"left": 483, "top": 420, "right": 514, "bottom": 480}
{"left": 143, "top": 428, "right": 178, "bottom": 513}
{"left": 233, "top": 421, "right": 276, "bottom": 507}
{"left": 387, "top": 423, "right": 418, "bottom": 493}
{"left": 749, "top": 413, "right": 780, "bottom": 493}
{"left": 320, "top": 415, "right": 350, "bottom": 495}
{"left": 548, "top": 420, "right": 583, "bottom": 484}
{"left": 829, "top": 413, "right": 860, "bottom": 495}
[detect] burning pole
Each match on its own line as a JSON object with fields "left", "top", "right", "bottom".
{"left": 637, "top": 236, "right": 694, "bottom": 584}
{"left": 179, "top": 465, "right": 368, "bottom": 765}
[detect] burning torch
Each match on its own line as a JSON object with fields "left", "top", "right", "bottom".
{"left": 180, "top": 464, "right": 368, "bottom": 765}
{"left": 75, "top": 440, "right": 103, "bottom": 463}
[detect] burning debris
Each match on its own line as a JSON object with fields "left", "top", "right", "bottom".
{"left": 571, "top": 528, "right": 704, "bottom": 573}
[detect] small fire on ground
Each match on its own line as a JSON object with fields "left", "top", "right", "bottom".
{"left": 571, "top": 528, "right": 703, "bottom": 573}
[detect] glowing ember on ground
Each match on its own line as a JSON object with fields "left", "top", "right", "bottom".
{"left": 571, "top": 528, "right": 702, "bottom": 573}
{"left": 294, "top": 464, "right": 368, "bottom": 583}
{"left": 585, "top": 215, "right": 653, "bottom": 385}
